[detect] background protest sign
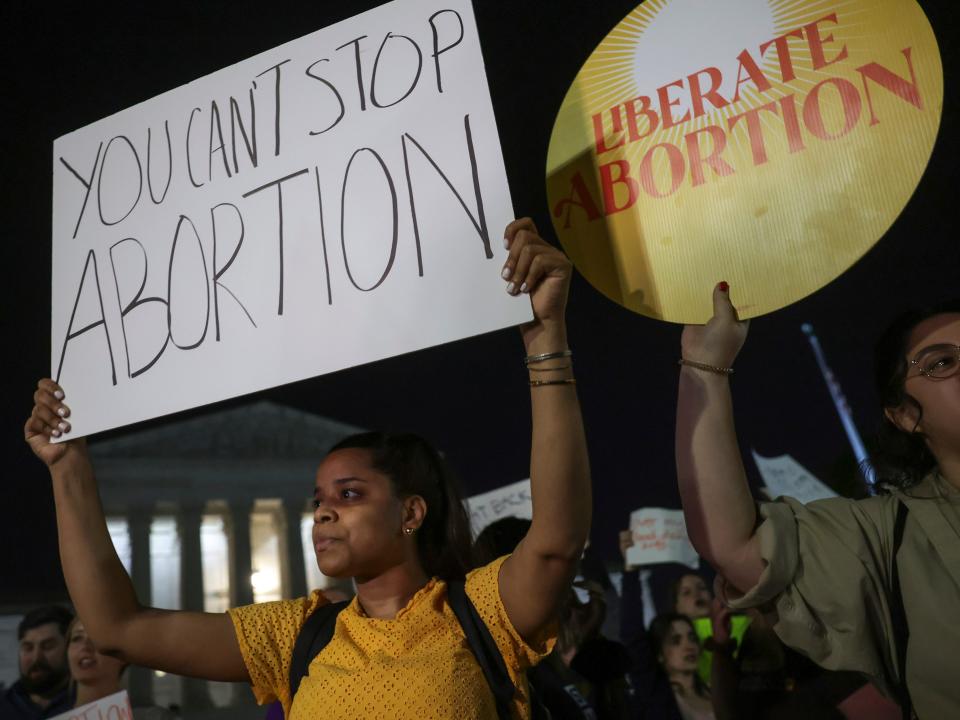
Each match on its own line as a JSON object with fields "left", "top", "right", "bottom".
{"left": 466, "top": 478, "right": 532, "bottom": 535}
{"left": 50, "top": 690, "right": 132, "bottom": 720}
{"left": 752, "top": 450, "right": 838, "bottom": 505}
{"left": 546, "top": 0, "right": 943, "bottom": 322}
{"left": 626, "top": 507, "right": 699, "bottom": 569}
{"left": 52, "top": 0, "right": 529, "bottom": 439}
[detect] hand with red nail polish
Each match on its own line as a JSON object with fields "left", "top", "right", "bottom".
{"left": 680, "top": 283, "right": 749, "bottom": 371}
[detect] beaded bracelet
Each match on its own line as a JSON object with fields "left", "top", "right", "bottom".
{"left": 529, "top": 378, "right": 577, "bottom": 388}
{"left": 678, "top": 358, "right": 734, "bottom": 376}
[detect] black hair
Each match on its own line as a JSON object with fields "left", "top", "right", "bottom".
{"left": 648, "top": 612, "right": 708, "bottom": 698}
{"left": 869, "top": 299, "right": 960, "bottom": 491}
{"left": 473, "top": 516, "right": 531, "bottom": 566}
{"left": 329, "top": 432, "right": 476, "bottom": 580}
{"left": 18, "top": 605, "right": 74, "bottom": 641}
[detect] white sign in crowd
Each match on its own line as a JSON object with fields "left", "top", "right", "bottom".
{"left": 752, "top": 451, "right": 838, "bottom": 505}
{"left": 50, "top": 690, "right": 132, "bottom": 720}
{"left": 626, "top": 507, "right": 699, "bottom": 569}
{"left": 52, "top": 0, "right": 528, "bottom": 438}
{"left": 466, "top": 478, "right": 532, "bottom": 535}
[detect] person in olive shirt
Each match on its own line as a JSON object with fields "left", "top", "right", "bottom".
{"left": 677, "top": 287, "right": 960, "bottom": 718}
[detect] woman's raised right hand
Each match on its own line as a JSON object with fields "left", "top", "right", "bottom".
{"left": 619, "top": 529, "right": 638, "bottom": 572}
{"left": 680, "top": 283, "right": 750, "bottom": 371}
{"left": 709, "top": 597, "right": 734, "bottom": 645}
{"left": 25, "top": 379, "right": 87, "bottom": 468}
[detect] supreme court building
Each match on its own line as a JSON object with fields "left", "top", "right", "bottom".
{"left": 93, "top": 400, "right": 361, "bottom": 710}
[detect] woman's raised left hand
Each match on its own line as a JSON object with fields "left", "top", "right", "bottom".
{"left": 501, "top": 218, "right": 572, "bottom": 345}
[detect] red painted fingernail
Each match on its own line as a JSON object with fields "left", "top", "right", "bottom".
{"left": 718, "top": 281, "right": 729, "bottom": 292}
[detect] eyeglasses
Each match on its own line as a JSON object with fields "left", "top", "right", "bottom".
{"left": 909, "top": 344, "right": 960, "bottom": 379}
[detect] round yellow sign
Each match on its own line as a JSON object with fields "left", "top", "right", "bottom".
{"left": 546, "top": 0, "right": 943, "bottom": 323}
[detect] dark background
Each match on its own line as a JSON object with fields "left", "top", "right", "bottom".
{"left": 2, "top": 1, "right": 957, "bottom": 604}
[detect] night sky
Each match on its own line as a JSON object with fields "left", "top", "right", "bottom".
{"left": 3, "top": 0, "right": 957, "bottom": 604}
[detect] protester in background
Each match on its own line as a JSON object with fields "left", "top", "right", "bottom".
{"left": 66, "top": 618, "right": 176, "bottom": 720}
{"left": 620, "top": 538, "right": 735, "bottom": 719}
{"left": 676, "top": 286, "right": 960, "bottom": 718}
{"left": 26, "top": 219, "right": 591, "bottom": 720}
{"left": 647, "top": 614, "right": 714, "bottom": 720}
{"left": 619, "top": 531, "right": 749, "bottom": 690}
{"left": 530, "top": 588, "right": 603, "bottom": 720}
{"left": 668, "top": 575, "right": 710, "bottom": 621}
{"left": 475, "top": 516, "right": 605, "bottom": 719}
{"left": 67, "top": 618, "right": 125, "bottom": 709}
{"left": 0, "top": 605, "right": 74, "bottom": 719}
{"left": 565, "top": 580, "right": 635, "bottom": 720}
{"left": 473, "top": 516, "right": 532, "bottom": 570}
{"left": 706, "top": 599, "right": 860, "bottom": 720}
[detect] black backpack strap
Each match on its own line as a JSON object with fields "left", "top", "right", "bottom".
{"left": 288, "top": 600, "right": 350, "bottom": 701}
{"left": 447, "top": 580, "right": 516, "bottom": 720}
{"left": 890, "top": 499, "right": 912, "bottom": 720}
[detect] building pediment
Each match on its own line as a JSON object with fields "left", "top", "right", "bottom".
{"left": 90, "top": 400, "right": 363, "bottom": 461}
{"left": 88, "top": 401, "right": 364, "bottom": 507}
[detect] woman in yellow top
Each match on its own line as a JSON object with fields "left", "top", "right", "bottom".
{"left": 675, "top": 284, "right": 960, "bottom": 718}
{"left": 25, "top": 219, "right": 591, "bottom": 720}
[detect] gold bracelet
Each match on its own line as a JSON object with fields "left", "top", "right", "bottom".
{"left": 529, "top": 378, "right": 577, "bottom": 387}
{"left": 528, "top": 364, "right": 571, "bottom": 372}
{"left": 525, "top": 349, "right": 572, "bottom": 366}
{"left": 678, "top": 358, "right": 734, "bottom": 375}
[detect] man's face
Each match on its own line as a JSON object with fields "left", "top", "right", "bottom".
{"left": 18, "top": 623, "right": 69, "bottom": 696}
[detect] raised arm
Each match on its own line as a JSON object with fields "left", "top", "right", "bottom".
{"left": 676, "top": 285, "right": 763, "bottom": 593}
{"left": 497, "top": 218, "right": 592, "bottom": 643}
{"left": 25, "top": 379, "right": 248, "bottom": 682}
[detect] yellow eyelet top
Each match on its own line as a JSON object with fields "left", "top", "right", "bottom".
{"left": 228, "top": 555, "right": 554, "bottom": 719}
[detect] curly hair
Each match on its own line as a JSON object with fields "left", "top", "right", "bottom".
{"left": 869, "top": 299, "right": 960, "bottom": 491}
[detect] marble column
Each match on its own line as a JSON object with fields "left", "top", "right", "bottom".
{"left": 178, "top": 503, "right": 211, "bottom": 709}
{"left": 227, "top": 500, "right": 256, "bottom": 706}
{"left": 126, "top": 505, "right": 153, "bottom": 707}
{"left": 282, "top": 498, "right": 308, "bottom": 599}
{"left": 228, "top": 499, "right": 255, "bottom": 608}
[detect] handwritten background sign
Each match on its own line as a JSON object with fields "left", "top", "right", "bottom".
{"left": 51, "top": 0, "right": 529, "bottom": 439}
{"left": 752, "top": 451, "right": 838, "bottom": 505}
{"left": 627, "top": 507, "right": 699, "bottom": 569}
{"left": 50, "top": 690, "right": 132, "bottom": 720}
{"left": 466, "top": 478, "right": 532, "bottom": 535}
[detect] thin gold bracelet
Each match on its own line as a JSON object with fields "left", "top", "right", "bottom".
{"left": 525, "top": 349, "right": 572, "bottom": 366}
{"left": 528, "top": 364, "right": 572, "bottom": 372}
{"left": 678, "top": 358, "right": 734, "bottom": 375}
{"left": 529, "top": 378, "right": 577, "bottom": 387}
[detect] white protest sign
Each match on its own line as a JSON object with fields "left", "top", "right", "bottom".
{"left": 466, "top": 478, "right": 532, "bottom": 535}
{"left": 626, "top": 507, "right": 699, "bottom": 569}
{"left": 752, "top": 451, "right": 838, "bottom": 505}
{"left": 50, "top": 690, "right": 132, "bottom": 720}
{"left": 52, "top": 0, "right": 529, "bottom": 438}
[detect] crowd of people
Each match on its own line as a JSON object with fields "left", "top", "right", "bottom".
{"left": 0, "top": 605, "right": 177, "bottom": 719}
{"left": 18, "top": 218, "right": 960, "bottom": 718}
